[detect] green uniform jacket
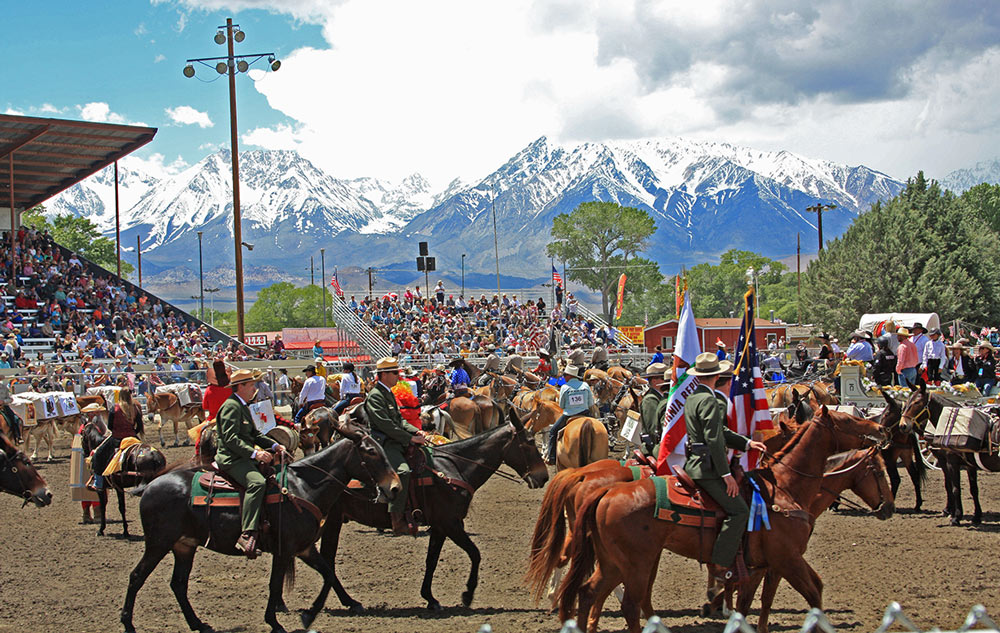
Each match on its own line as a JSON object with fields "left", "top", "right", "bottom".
{"left": 639, "top": 387, "right": 669, "bottom": 457}
{"left": 365, "top": 383, "right": 419, "bottom": 449}
{"left": 683, "top": 384, "right": 749, "bottom": 479}
{"left": 215, "top": 394, "right": 273, "bottom": 468}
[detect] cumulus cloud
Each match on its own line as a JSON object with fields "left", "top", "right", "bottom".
{"left": 165, "top": 105, "right": 214, "bottom": 128}
{"left": 157, "top": 0, "right": 1000, "bottom": 181}
{"left": 123, "top": 152, "right": 190, "bottom": 180}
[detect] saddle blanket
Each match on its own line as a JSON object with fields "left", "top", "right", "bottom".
{"left": 103, "top": 437, "right": 143, "bottom": 476}
{"left": 651, "top": 475, "right": 721, "bottom": 529}
{"left": 191, "top": 466, "right": 288, "bottom": 507}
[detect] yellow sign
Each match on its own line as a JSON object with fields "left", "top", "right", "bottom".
{"left": 620, "top": 326, "right": 645, "bottom": 345}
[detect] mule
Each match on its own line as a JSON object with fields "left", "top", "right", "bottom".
{"left": 555, "top": 406, "right": 885, "bottom": 633}
{"left": 147, "top": 392, "right": 206, "bottom": 447}
{"left": 120, "top": 422, "right": 401, "bottom": 633}
{"left": 0, "top": 432, "right": 52, "bottom": 507}
{"left": 318, "top": 408, "right": 548, "bottom": 613}
{"left": 879, "top": 386, "right": 928, "bottom": 511}
{"left": 81, "top": 422, "right": 166, "bottom": 537}
{"left": 766, "top": 382, "right": 838, "bottom": 408}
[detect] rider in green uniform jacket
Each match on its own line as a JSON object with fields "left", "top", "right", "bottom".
{"left": 365, "top": 356, "right": 426, "bottom": 535}
{"left": 216, "top": 369, "right": 285, "bottom": 559}
{"left": 638, "top": 362, "right": 670, "bottom": 458}
{"left": 682, "top": 352, "right": 767, "bottom": 579}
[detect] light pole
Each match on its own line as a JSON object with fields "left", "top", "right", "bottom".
{"left": 184, "top": 18, "right": 281, "bottom": 344}
{"left": 136, "top": 234, "right": 142, "bottom": 289}
{"left": 204, "top": 287, "right": 221, "bottom": 327}
{"left": 746, "top": 267, "right": 760, "bottom": 316}
{"left": 320, "top": 248, "right": 327, "bottom": 328}
{"left": 490, "top": 184, "right": 500, "bottom": 295}
{"left": 197, "top": 231, "right": 205, "bottom": 321}
{"left": 805, "top": 202, "right": 837, "bottom": 252}
{"left": 461, "top": 253, "right": 466, "bottom": 298}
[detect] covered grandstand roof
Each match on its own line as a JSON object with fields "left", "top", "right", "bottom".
{"left": 0, "top": 113, "right": 157, "bottom": 210}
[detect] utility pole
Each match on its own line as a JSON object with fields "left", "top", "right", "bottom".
{"left": 461, "top": 253, "right": 466, "bottom": 298}
{"left": 114, "top": 160, "right": 121, "bottom": 280}
{"left": 367, "top": 267, "right": 374, "bottom": 300}
{"left": 310, "top": 256, "right": 314, "bottom": 287}
{"left": 491, "top": 184, "right": 500, "bottom": 295}
{"left": 320, "top": 248, "right": 327, "bottom": 328}
{"left": 136, "top": 234, "right": 142, "bottom": 289}
{"left": 805, "top": 203, "right": 837, "bottom": 252}
{"left": 183, "top": 18, "right": 281, "bottom": 344}
{"left": 197, "top": 231, "right": 205, "bottom": 321}
{"left": 796, "top": 232, "right": 801, "bottom": 325}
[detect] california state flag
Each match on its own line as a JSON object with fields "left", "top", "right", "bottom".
{"left": 655, "top": 291, "right": 701, "bottom": 475}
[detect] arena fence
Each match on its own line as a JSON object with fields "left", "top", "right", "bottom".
{"left": 472, "top": 604, "right": 999, "bottom": 633}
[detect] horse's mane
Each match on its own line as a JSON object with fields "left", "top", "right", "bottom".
{"left": 432, "top": 423, "right": 510, "bottom": 453}
{"left": 824, "top": 449, "right": 860, "bottom": 472}
{"left": 771, "top": 417, "right": 814, "bottom": 462}
{"left": 292, "top": 436, "right": 354, "bottom": 470}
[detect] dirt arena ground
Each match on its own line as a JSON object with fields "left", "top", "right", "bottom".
{"left": 1, "top": 437, "right": 998, "bottom": 633}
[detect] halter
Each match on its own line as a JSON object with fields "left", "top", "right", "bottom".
{"left": 432, "top": 423, "right": 537, "bottom": 486}
{"left": 767, "top": 413, "right": 884, "bottom": 478}
{"left": 819, "top": 447, "right": 891, "bottom": 514}
{"left": 0, "top": 449, "right": 36, "bottom": 504}
{"left": 293, "top": 433, "right": 393, "bottom": 503}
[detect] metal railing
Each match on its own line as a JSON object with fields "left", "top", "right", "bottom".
{"left": 330, "top": 298, "right": 392, "bottom": 359}
{"left": 572, "top": 301, "right": 644, "bottom": 353}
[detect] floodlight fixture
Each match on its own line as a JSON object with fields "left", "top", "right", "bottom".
{"left": 270, "top": 59, "right": 281, "bottom": 71}
{"left": 183, "top": 64, "right": 195, "bottom": 78}
{"left": 237, "top": 60, "right": 249, "bottom": 72}
{"left": 233, "top": 29, "right": 245, "bottom": 42}
{"left": 216, "top": 61, "right": 228, "bottom": 74}
{"left": 215, "top": 31, "right": 226, "bottom": 44}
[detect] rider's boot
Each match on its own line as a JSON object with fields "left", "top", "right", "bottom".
{"left": 236, "top": 530, "right": 261, "bottom": 559}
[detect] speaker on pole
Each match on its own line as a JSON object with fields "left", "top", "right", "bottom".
{"left": 416, "top": 257, "right": 426, "bottom": 271}
{"left": 426, "top": 257, "right": 436, "bottom": 272}
{"left": 419, "top": 242, "right": 429, "bottom": 256}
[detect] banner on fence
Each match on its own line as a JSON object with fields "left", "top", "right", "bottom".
{"left": 619, "top": 326, "right": 645, "bottom": 345}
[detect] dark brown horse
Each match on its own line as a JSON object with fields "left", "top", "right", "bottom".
{"left": 879, "top": 385, "right": 929, "bottom": 511}
{"left": 0, "top": 432, "right": 52, "bottom": 507}
{"left": 555, "top": 407, "right": 885, "bottom": 633}
{"left": 81, "top": 422, "right": 166, "bottom": 537}
{"left": 120, "top": 421, "right": 401, "bottom": 633}
{"left": 318, "top": 408, "right": 548, "bottom": 613}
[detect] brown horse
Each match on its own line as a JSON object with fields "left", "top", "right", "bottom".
{"left": 556, "top": 417, "right": 608, "bottom": 471}
{"left": 147, "top": 392, "right": 206, "bottom": 447}
{"left": 0, "top": 432, "right": 52, "bottom": 507}
{"left": 555, "top": 406, "right": 885, "bottom": 633}
{"left": 878, "top": 383, "right": 929, "bottom": 511}
{"left": 766, "top": 382, "right": 838, "bottom": 408}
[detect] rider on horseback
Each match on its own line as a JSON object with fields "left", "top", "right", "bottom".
{"left": 589, "top": 345, "right": 609, "bottom": 371}
{"left": 476, "top": 354, "right": 500, "bottom": 387}
{"left": 217, "top": 369, "right": 286, "bottom": 559}
{"left": 544, "top": 365, "right": 596, "bottom": 465}
{"left": 639, "top": 363, "right": 670, "bottom": 458}
{"left": 88, "top": 390, "right": 143, "bottom": 491}
{"left": 365, "top": 357, "right": 427, "bottom": 535}
{"left": 683, "top": 353, "right": 768, "bottom": 582}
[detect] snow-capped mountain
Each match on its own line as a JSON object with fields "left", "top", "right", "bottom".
{"left": 940, "top": 158, "right": 1000, "bottom": 193}
{"left": 49, "top": 139, "right": 905, "bottom": 301}
{"left": 47, "top": 161, "right": 160, "bottom": 232}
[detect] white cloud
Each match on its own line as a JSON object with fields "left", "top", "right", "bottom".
{"left": 154, "top": 54, "right": 166, "bottom": 64}
{"left": 159, "top": 0, "right": 1000, "bottom": 182}
{"left": 165, "top": 105, "right": 214, "bottom": 128}
{"left": 122, "top": 152, "right": 189, "bottom": 180}
{"left": 77, "top": 102, "right": 147, "bottom": 127}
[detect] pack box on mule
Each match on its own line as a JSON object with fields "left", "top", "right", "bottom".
{"left": 70, "top": 434, "right": 99, "bottom": 503}
{"left": 928, "top": 407, "right": 991, "bottom": 451}
{"left": 155, "top": 383, "right": 203, "bottom": 407}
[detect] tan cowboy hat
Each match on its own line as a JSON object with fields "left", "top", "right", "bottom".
{"left": 81, "top": 402, "right": 105, "bottom": 414}
{"left": 979, "top": 341, "right": 994, "bottom": 351}
{"left": 563, "top": 364, "right": 582, "bottom": 379}
{"left": 687, "top": 352, "right": 734, "bottom": 377}
{"left": 537, "top": 349, "right": 551, "bottom": 358}
{"left": 896, "top": 328, "right": 911, "bottom": 337}
{"left": 948, "top": 342, "right": 966, "bottom": 350}
{"left": 643, "top": 362, "right": 668, "bottom": 378}
{"left": 230, "top": 369, "right": 262, "bottom": 385}
{"left": 375, "top": 356, "right": 400, "bottom": 372}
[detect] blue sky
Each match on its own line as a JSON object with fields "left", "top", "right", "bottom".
{"left": 5, "top": 2, "right": 1000, "bottom": 186}
{"left": 4, "top": 2, "right": 322, "bottom": 175}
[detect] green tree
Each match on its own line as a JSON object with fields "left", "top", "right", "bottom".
{"left": 21, "top": 206, "right": 134, "bottom": 276}
{"left": 960, "top": 183, "right": 1000, "bottom": 235}
{"left": 802, "top": 173, "right": 1000, "bottom": 335}
{"left": 686, "top": 250, "right": 786, "bottom": 318}
{"left": 547, "top": 202, "right": 656, "bottom": 321}
{"left": 616, "top": 257, "right": 673, "bottom": 325}
{"left": 245, "top": 282, "right": 335, "bottom": 332}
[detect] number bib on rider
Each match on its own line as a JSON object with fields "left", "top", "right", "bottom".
{"left": 568, "top": 393, "right": 586, "bottom": 407}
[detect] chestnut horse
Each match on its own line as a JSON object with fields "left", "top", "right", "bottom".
{"left": 556, "top": 417, "right": 608, "bottom": 471}
{"left": 555, "top": 406, "right": 885, "bottom": 633}
{"left": 766, "top": 382, "right": 838, "bottom": 408}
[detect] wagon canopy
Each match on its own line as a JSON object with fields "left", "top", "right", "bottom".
{"left": 859, "top": 312, "right": 940, "bottom": 335}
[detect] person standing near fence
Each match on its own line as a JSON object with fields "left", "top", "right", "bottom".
{"left": 922, "top": 328, "right": 946, "bottom": 385}
{"left": 973, "top": 342, "right": 997, "bottom": 395}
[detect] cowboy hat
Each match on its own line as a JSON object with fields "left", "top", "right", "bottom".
{"left": 911, "top": 322, "right": 926, "bottom": 332}
{"left": 81, "top": 402, "right": 105, "bottom": 414}
{"left": 929, "top": 328, "right": 942, "bottom": 336}
{"left": 850, "top": 330, "right": 866, "bottom": 340}
{"left": 303, "top": 365, "right": 316, "bottom": 375}
{"left": 896, "top": 328, "right": 911, "bottom": 337}
{"left": 230, "top": 369, "right": 262, "bottom": 385}
{"left": 643, "top": 362, "right": 668, "bottom": 378}
{"left": 979, "top": 341, "right": 994, "bottom": 350}
{"left": 948, "top": 342, "right": 966, "bottom": 350}
{"left": 716, "top": 340, "right": 726, "bottom": 347}
{"left": 563, "top": 364, "right": 582, "bottom": 379}
{"left": 537, "top": 349, "right": 551, "bottom": 358}
{"left": 376, "top": 356, "right": 401, "bottom": 372}
{"left": 687, "top": 352, "right": 734, "bottom": 377}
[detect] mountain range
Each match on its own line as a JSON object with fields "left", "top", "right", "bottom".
{"left": 46, "top": 136, "right": 989, "bottom": 304}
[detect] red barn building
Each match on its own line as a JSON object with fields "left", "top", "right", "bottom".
{"left": 643, "top": 318, "right": 787, "bottom": 354}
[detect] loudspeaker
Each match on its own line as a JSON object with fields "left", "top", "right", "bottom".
{"left": 418, "top": 241, "right": 429, "bottom": 256}
{"left": 425, "top": 257, "right": 436, "bottom": 272}
{"left": 416, "top": 257, "right": 425, "bottom": 271}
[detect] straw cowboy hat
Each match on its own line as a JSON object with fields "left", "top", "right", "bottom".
{"left": 687, "top": 352, "right": 734, "bottom": 377}
{"left": 643, "top": 362, "right": 668, "bottom": 379}
{"left": 563, "top": 365, "right": 582, "bottom": 379}
{"left": 81, "top": 402, "right": 105, "bottom": 414}
{"left": 948, "top": 342, "right": 966, "bottom": 351}
{"left": 896, "top": 328, "right": 912, "bottom": 337}
{"left": 979, "top": 341, "right": 994, "bottom": 351}
{"left": 375, "top": 357, "right": 401, "bottom": 372}
{"left": 230, "top": 369, "right": 262, "bottom": 385}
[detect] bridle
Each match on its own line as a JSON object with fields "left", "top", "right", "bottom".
{"left": 431, "top": 422, "right": 539, "bottom": 486}
{"left": 767, "top": 414, "right": 885, "bottom": 478}
{"left": 292, "top": 433, "right": 395, "bottom": 503}
{"left": 0, "top": 449, "right": 37, "bottom": 505}
{"left": 819, "top": 446, "right": 891, "bottom": 514}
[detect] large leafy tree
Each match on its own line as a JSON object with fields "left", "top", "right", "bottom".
{"left": 686, "top": 250, "right": 786, "bottom": 318}
{"left": 960, "top": 183, "right": 1000, "bottom": 235}
{"left": 547, "top": 202, "right": 656, "bottom": 321}
{"left": 246, "top": 282, "right": 334, "bottom": 332}
{"left": 802, "top": 173, "right": 1000, "bottom": 335}
{"left": 21, "top": 206, "right": 134, "bottom": 276}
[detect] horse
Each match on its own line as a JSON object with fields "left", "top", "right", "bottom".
{"left": 81, "top": 422, "right": 166, "bottom": 537}
{"left": 878, "top": 385, "right": 929, "bottom": 511}
{"left": 0, "top": 432, "right": 52, "bottom": 507}
{"left": 120, "top": 421, "right": 402, "bottom": 633}
{"left": 420, "top": 372, "right": 500, "bottom": 439}
{"left": 317, "top": 408, "right": 548, "bottom": 613}
{"left": 23, "top": 419, "right": 57, "bottom": 461}
{"left": 556, "top": 416, "right": 609, "bottom": 470}
{"left": 766, "top": 382, "right": 838, "bottom": 408}
{"left": 147, "top": 392, "right": 206, "bottom": 447}
{"left": 555, "top": 406, "right": 885, "bottom": 633}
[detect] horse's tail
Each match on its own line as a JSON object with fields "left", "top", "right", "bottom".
{"left": 578, "top": 419, "right": 593, "bottom": 469}
{"left": 525, "top": 469, "right": 578, "bottom": 603}
{"left": 910, "top": 432, "right": 927, "bottom": 483}
{"left": 555, "top": 485, "right": 608, "bottom": 619}
{"left": 284, "top": 558, "right": 296, "bottom": 593}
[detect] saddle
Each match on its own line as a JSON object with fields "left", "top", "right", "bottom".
{"left": 191, "top": 463, "right": 323, "bottom": 523}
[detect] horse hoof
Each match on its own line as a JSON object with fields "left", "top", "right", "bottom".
{"left": 951, "top": 518, "right": 961, "bottom": 527}
{"left": 198, "top": 624, "right": 216, "bottom": 633}
{"left": 348, "top": 603, "right": 364, "bottom": 615}
{"left": 461, "top": 591, "right": 474, "bottom": 608}
{"left": 973, "top": 515, "right": 983, "bottom": 526}
{"left": 700, "top": 604, "right": 712, "bottom": 617}
{"left": 300, "top": 611, "right": 315, "bottom": 628}
{"left": 183, "top": 440, "right": 191, "bottom": 446}
{"left": 426, "top": 601, "right": 442, "bottom": 613}
{"left": 97, "top": 529, "right": 105, "bottom": 536}
{"left": 275, "top": 601, "right": 288, "bottom": 613}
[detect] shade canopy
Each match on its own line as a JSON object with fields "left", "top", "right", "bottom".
{"left": 0, "top": 113, "right": 157, "bottom": 211}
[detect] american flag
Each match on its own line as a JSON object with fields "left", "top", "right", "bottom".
{"left": 330, "top": 269, "right": 344, "bottom": 298}
{"left": 726, "top": 287, "right": 772, "bottom": 470}
{"left": 552, "top": 265, "right": 563, "bottom": 288}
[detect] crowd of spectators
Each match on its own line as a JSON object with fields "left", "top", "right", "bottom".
{"left": 346, "top": 283, "right": 625, "bottom": 362}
